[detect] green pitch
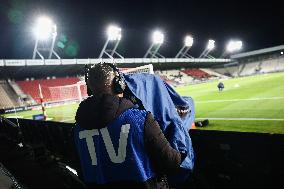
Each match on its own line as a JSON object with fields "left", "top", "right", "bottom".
{"left": 4, "top": 72, "right": 284, "bottom": 134}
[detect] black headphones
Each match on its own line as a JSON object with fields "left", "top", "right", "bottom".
{"left": 105, "top": 63, "right": 126, "bottom": 94}
{"left": 85, "top": 63, "right": 126, "bottom": 96}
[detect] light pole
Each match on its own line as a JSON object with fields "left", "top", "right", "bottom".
{"left": 32, "top": 16, "right": 60, "bottom": 59}
{"left": 175, "top": 35, "right": 194, "bottom": 58}
{"left": 199, "top": 39, "right": 215, "bottom": 58}
{"left": 144, "top": 30, "right": 165, "bottom": 58}
{"left": 99, "top": 25, "right": 123, "bottom": 59}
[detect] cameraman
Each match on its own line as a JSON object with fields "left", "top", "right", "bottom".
{"left": 74, "top": 63, "right": 183, "bottom": 189}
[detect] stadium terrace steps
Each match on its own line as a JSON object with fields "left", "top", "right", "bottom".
{"left": 237, "top": 63, "right": 246, "bottom": 76}
{"left": 8, "top": 81, "right": 27, "bottom": 99}
{"left": 0, "top": 81, "right": 20, "bottom": 109}
{"left": 213, "top": 56, "right": 284, "bottom": 77}
{"left": 211, "top": 63, "right": 240, "bottom": 77}
{"left": 261, "top": 58, "right": 284, "bottom": 72}
{"left": 16, "top": 77, "right": 87, "bottom": 103}
{"left": 239, "top": 57, "right": 284, "bottom": 76}
{"left": 199, "top": 68, "right": 229, "bottom": 78}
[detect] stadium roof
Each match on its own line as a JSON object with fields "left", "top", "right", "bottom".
{"left": 231, "top": 45, "right": 284, "bottom": 59}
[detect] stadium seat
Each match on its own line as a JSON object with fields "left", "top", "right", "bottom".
{"left": 181, "top": 69, "right": 211, "bottom": 79}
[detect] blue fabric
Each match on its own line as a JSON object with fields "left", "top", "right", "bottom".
{"left": 124, "top": 73, "right": 195, "bottom": 171}
{"left": 74, "top": 108, "right": 155, "bottom": 184}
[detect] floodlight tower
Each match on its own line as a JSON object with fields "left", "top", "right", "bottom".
{"left": 144, "top": 30, "right": 165, "bottom": 58}
{"left": 226, "top": 40, "right": 243, "bottom": 54}
{"left": 199, "top": 39, "right": 215, "bottom": 58}
{"left": 175, "top": 35, "right": 194, "bottom": 58}
{"left": 220, "top": 40, "right": 243, "bottom": 58}
{"left": 32, "top": 16, "right": 60, "bottom": 59}
{"left": 99, "top": 25, "right": 123, "bottom": 59}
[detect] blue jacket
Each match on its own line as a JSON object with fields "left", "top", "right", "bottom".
{"left": 74, "top": 108, "right": 156, "bottom": 184}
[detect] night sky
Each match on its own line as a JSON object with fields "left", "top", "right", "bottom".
{"left": 0, "top": 0, "right": 283, "bottom": 59}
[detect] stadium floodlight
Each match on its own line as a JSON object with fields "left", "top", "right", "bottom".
{"left": 99, "top": 24, "right": 123, "bottom": 59}
{"left": 152, "top": 30, "right": 164, "bottom": 44}
{"left": 175, "top": 35, "right": 194, "bottom": 58}
{"left": 107, "top": 25, "right": 122, "bottom": 41}
{"left": 226, "top": 40, "right": 243, "bottom": 52}
{"left": 32, "top": 16, "right": 60, "bottom": 59}
{"left": 207, "top": 39, "right": 215, "bottom": 50}
{"left": 184, "top": 35, "right": 194, "bottom": 47}
{"left": 144, "top": 30, "right": 165, "bottom": 58}
{"left": 199, "top": 39, "right": 216, "bottom": 58}
{"left": 33, "top": 16, "right": 56, "bottom": 41}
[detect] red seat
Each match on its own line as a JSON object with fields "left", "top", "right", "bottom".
{"left": 181, "top": 69, "right": 210, "bottom": 79}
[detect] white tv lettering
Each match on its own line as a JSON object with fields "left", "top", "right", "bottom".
{"left": 79, "top": 124, "right": 131, "bottom": 165}
{"left": 79, "top": 129, "right": 99, "bottom": 165}
{"left": 100, "top": 124, "right": 130, "bottom": 163}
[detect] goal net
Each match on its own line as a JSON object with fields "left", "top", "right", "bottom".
{"left": 41, "top": 82, "right": 88, "bottom": 103}
{"left": 42, "top": 64, "right": 154, "bottom": 103}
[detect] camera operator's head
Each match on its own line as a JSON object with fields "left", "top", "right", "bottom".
{"left": 88, "top": 63, "right": 125, "bottom": 97}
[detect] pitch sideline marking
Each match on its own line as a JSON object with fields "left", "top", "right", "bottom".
{"left": 196, "top": 96, "right": 284, "bottom": 103}
{"left": 196, "top": 117, "right": 284, "bottom": 121}
{"left": 61, "top": 118, "right": 75, "bottom": 122}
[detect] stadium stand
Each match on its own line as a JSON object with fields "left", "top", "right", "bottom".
{"left": 213, "top": 46, "right": 284, "bottom": 77}
{"left": 11, "top": 67, "right": 222, "bottom": 104}
{"left": 239, "top": 62, "right": 261, "bottom": 76}
{"left": 260, "top": 57, "right": 284, "bottom": 73}
{"left": 199, "top": 68, "right": 229, "bottom": 79}
{"left": 10, "top": 65, "right": 153, "bottom": 105}
{"left": 158, "top": 75, "right": 180, "bottom": 86}
{"left": 155, "top": 69, "right": 194, "bottom": 85}
{"left": 16, "top": 77, "right": 87, "bottom": 103}
{"left": 213, "top": 56, "right": 284, "bottom": 77}
{"left": 0, "top": 80, "right": 20, "bottom": 108}
{"left": 213, "top": 66, "right": 239, "bottom": 77}
{"left": 181, "top": 69, "right": 211, "bottom": 79}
